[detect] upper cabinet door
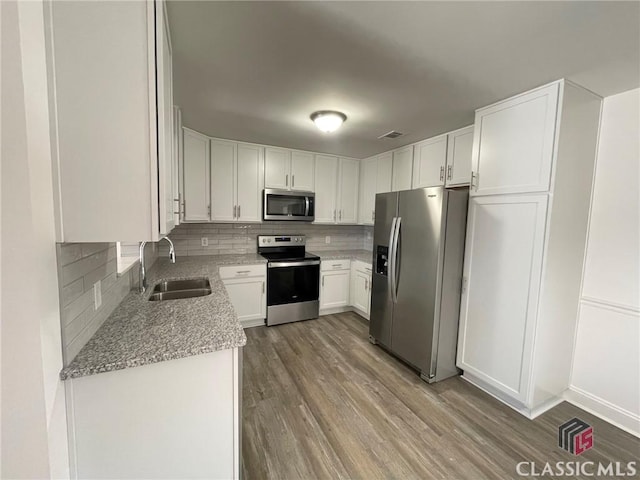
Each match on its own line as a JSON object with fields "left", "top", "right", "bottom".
{"left": 376, "top": 152, "right": 393, "bottom": 193}
{"left": 337, "top": 158, "right": 360, "bottom": 224}
{"left": 446, "top": 126, "right": 473, "bottom": 187}
{"left": 265, "top": 147, "right": 291, "bottom": 190}
{"left": 359, "top": 158, "right": 377, "bottom": 225}
{"left": 236, "top": 144, "right": 264, "bottom": 223}
{"left": 391, "top": 146, "right": 413, "bottom": 191}
{"left": 314, "top": 155, "right": 338, "bottom": 223}
{"left": 412, "top": 135, "right": 447, "bottom": 189}
{"left": 156, "top": 1, "right": 174, "bottom": 235}
{"left": 183, "top": 129, "right": 210, "bottom": 222}
{"left": 472, "top": 83, "right": 559, "bottom": 196}
{"left": 210, "top": 139, "right": 236, "bottom": 222}
{"left": 290, "top": 151, "right": 314, "bottom": 191}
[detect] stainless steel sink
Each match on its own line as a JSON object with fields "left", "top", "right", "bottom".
{"left": 148, "top": 278, "right": 212, "bottom": 302}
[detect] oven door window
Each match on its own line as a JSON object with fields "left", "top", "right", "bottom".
{"left": 266, "top": 194, "right": 308, "bottom": 217}
{"left": 267, "top": 264, "right": 320, "bottom": 305}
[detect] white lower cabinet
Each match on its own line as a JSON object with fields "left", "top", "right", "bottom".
{"left": 66, "top": 349, "right": 241, "bottom": 479}
{"left": 320, "top": 260, "right": 351, "bottom": 310}
{"left": 219, "top": 264, "right": 266, "bottom": 327}
{"left": 350, "top": 261, "right": 372, "bottom": 319}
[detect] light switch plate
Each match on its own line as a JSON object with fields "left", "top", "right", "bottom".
{"left": 201, "top": 237, "right": 209, "bottom": 247}
{"left": 325, "top": 236, "right": 331, "bottom": 244}
{"left": 93, "top": 280, "right": 102, "bottom": 310}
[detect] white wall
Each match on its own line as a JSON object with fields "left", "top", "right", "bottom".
{"left": 566, "top": 88, "right": 640, "bottom": 437}
{"left": 1, "top": 1, "right": 69, "bottom": 476}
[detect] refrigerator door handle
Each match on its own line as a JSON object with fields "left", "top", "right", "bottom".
{"left": 391, "top": 216, "right": 401, "bottom": 303}
{"left": 388, "top": 217, "right": 398, "bottom": 302}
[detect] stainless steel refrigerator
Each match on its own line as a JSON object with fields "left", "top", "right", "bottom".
{"left": 369, "top": 187, "right": 468, "bottom": 383}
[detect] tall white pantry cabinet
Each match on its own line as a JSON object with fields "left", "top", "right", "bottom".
{"left": 456, "top": 80, "right": 602, "bottom": 418}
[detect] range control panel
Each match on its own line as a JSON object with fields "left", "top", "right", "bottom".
{"left": 258, "top": 235, "right": 306, "bottom": 247}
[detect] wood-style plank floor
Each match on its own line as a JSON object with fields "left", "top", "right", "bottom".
{"left": 242, "top": 312, "right": 639, "bottom": 480}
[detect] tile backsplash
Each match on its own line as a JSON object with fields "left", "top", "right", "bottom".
{"left": 167, "top": 223, "right": 373, "bottom": 256}
{"left": 56, "top": 242, "right": 158, "bottom": 364}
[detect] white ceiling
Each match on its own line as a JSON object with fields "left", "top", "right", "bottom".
{"left": 167, "top": 1, "right": 640, "bottom": 158}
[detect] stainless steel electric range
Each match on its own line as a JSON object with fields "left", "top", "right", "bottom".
{"left": 258, "top": 235, "right": 320, "bottom": 326}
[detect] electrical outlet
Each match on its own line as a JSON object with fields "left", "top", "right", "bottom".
{"left": 366, "top": 231, "right": 372, "bottom": 239}
{"left": 201, "top": 237, "right": 209, "bottom": 247}
{"left": 325, "top": 236, "right": 331, "bottom": 244}
{"left": 93, "top": 280, "right": 102, "bottom": 310}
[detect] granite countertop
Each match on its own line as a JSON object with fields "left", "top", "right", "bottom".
{"left": 60, "top": 254, "right": 267, "bottom": 380}
{"left": 311, "top": 249, "right": 373, "bottom": 264}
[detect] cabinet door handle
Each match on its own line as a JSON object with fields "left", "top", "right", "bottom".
{"left": 238, "top": 205, "right": 241, "bottom": 219}
{"left": 439, "top": 166, "right": 445, "bottom": 181}
{"left": 365, "top": 279, "right": 368, "bottom": 291}
{"left": 285, "top": 174, "right": 289, "bottom": 187}
{"left": 333, "top": 209, "right": 336, "bottom": 221}
{"left": 322, "top": 275, "right": 325, "bottom": 287}
{"left": 233, "top": 205, "right": 236, "bottom": 218}
{"left": 339, "top": 210, "right": 342, "bottom": 221}
{"left": 371, "top": 210, "right": 375, "bottom": 222}
{"left": 262, "top": 281, "right": 265, "bottom": 294}
{"left": 447, "top": 165, "right": 452, "bottom": 180}
{"left": 292, "top": 175, "right": 295, "bottom": 188}
{"left": 471, "top": 171, "right": 478, "bottom": 190}
{"left": 207, "top": 204, "right": 211, "bottom": 217}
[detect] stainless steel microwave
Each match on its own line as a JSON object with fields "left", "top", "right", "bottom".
{"left": 263, "top": 189, "right": 315, "bottom": 221}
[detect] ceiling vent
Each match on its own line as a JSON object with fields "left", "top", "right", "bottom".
{"left": 378, "top": 130, "right": 404, "bottom": 139}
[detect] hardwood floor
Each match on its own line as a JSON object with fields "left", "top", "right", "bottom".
{"left": 242, "top": 312, "right": 639, "bottom": 479}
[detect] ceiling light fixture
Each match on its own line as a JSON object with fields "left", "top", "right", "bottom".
{"left": 310, "top": 110, "right": 347, "bottom": 133}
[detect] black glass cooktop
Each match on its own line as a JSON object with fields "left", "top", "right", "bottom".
{"left": 260, "top": 252, "right": 320, "bottom": 262}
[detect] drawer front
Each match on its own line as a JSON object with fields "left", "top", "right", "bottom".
{"left": 321, "top": 259, "right": 351, "bottom": 271}
{"left": 353, "top": 260, "right": 373, "bottom": 275}
{"left": 219, "top": 264, "right": 266, "bottom": 279}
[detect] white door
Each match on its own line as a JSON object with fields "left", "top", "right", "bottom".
{"left": 210, "top": 139, "right": 236, "bottom": 222}
{"left": 350, "top": 270, "right": 370, "bottom": 314}
{"left": 337, "top": 158, "right": 359, "bottom": 224}
{"left": 412, "top": 135, "right": 447, "bottom": 189}
{"left": 264, "top": 147, "right": 290, "bottom": 190}
{"left": 156, "top": 2, "right": 175, "bottom": 235}
{"left": 236, "top": 144, "right": 263, "bottom": 222}
{"left": 222, "top": 278, "right": 266, "bottom": 323}
{"left": 320, "top": 270, "right": 350, "bottom": 309}
{"left": 290, "top": 151, "right": 314, "bottom": 191}
{"left": 472, "top": 83, "right": 559, "bottom": 196}
{"left": 446, "top": 126, "right": 473, "bottom": 187}
{"left": 314, "top": 155, "right": 338, "bottom": 223}
{"left": 182, "top": 129, "right": 210, "bottom": 222}
{"left": 392, "top": 146, "right": 413, "bottom": 191}
{"left": 359, "top": 158, "right": 377, "bottom": 225}
{"left": 377, "top": 152, "right": 393, "bottom": 193}
{"left": 457, "top": 194, "right": 548, "bottom": 401}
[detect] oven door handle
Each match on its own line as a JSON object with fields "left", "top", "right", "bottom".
{"left": 268, "top": 260, "right": 321, "bottom": 268}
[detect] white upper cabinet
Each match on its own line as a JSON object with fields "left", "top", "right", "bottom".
{"left": 471, "top": 83, "right": 559, "bottom": 196}
{"left": 264, "top": 147, "right": 290, "bottom": 190}
{"left": 412, "top": 134, "right": 448, "bottom": 189}
{"left": 290, "top": 151, "right": 314, "bottom": 191}
{"left": 236, "top": 144, "right": 264, "bottom": 222}
{"left": 157, "top": 1, "right": 174, "bottom": 235}
{"left": 358, "top": 158, "right": 377, "bottom": 225}
{"left": 337, "top": 158, "right": 360, "bottom": 224}
{"left": 210, "top": 140, "right": 237, "bottom": 222}
{"left": 376, "top": 152, "right": 393, "bottom": 193}
{"left": 265, "top": 148, "right": 314, "bottom": 191}
{"left": 391, "top": 146, "right": 413, "bottom": 191}
{"left": 314, "top": 155, "right": 339, "bottom": 223}
{"left": 446, "top": 126, "right": 474, "bottom": 187}
{"left": 45, "top": 0, "right": 173, "bottom": 241}
{"left": 183, "top": 129, "right": 210, "bottom": 222}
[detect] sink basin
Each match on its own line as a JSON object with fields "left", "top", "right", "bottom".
{"left": 148, "top": 278, "right": 212, "bottom": 302}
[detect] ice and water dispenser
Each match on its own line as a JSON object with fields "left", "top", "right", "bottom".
{"left": 375, "top": 245, "right": 389, "bottom": 276}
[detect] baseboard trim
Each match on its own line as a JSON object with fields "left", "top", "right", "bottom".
{"left": 240, "top": 318, "right": 266, "bottom": 329}
{"left": 319, "top": 306, "right": 352, "bottom": 316}
{"left": 564, "top": 386, "right": 640, "bottom": 438}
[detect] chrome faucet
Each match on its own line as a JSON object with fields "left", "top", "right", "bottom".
{"left": 139, "top": 236, "right": 176, "bottom": 293}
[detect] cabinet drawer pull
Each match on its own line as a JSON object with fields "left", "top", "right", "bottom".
{"left": 236, "top": 270, "right": 250, "bottom": 275}
{"left": 332, "top": 263, "right": 342, "bottom": 268}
